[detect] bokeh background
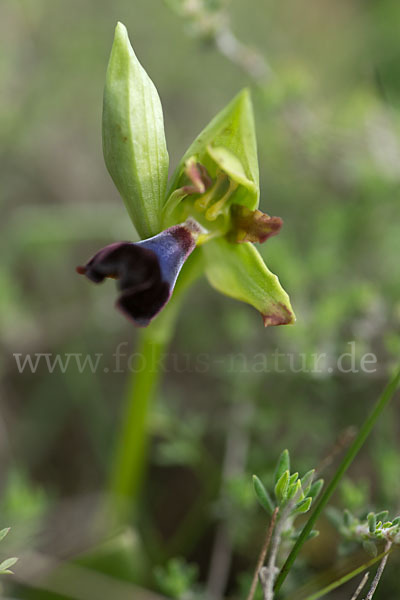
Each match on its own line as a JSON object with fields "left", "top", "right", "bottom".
{"left": 1, "top": 0, "right": 400, "bottom": 598}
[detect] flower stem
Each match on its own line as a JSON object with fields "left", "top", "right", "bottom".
{"left": 109, "top": 328, "right": 166, "bottom": 520}
{"left": 262, "top": 517, "right": 283, "bottom": 600}
{"left": 274, "top": 366, "right": 400, "bottom": 594}
{"left": 297, "top": 549, "right": 390, "bottom": 600}
{"left": 108, "top": 253, "right": 202, "bottom": 522}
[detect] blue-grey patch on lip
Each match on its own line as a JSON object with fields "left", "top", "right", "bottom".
{"left": 77, "top": 225, "right": 197, "bottom": 327}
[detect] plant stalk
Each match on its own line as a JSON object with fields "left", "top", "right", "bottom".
{"left": 109, "top": 328, "right": 166, "bottom": 520}
{"left": 364, "top": 541, "right": 392, "bottom": 600}
{"left": 108, "top": 253, "right": 202, "bottom": 522}
{"left": 246, "top": 507, "right": 279, "bottom": 600}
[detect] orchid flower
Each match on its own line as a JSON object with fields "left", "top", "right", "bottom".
{"left": 77, "top": 22, "right": 295, "bottom": 328}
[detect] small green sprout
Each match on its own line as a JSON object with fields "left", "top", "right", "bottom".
{"left": 253, "top": 449, "right": 324, "bottom": 544}
{"left": 250, "top": 450, "right": 323, "bottom": 598}
{"left": 337, "top": 508, "right": 400, "bottom": 557}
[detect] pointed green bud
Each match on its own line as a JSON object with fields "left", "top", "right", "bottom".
{"left": 103, "top": 22, "right": 169, "bottom": 238}
{"left": 253, "top": 475, "right": 275, "bottom": 516}
{"left": 289, "top": 472, "right": 299, "bottom": 486}
{"left": 274, "top": 449, "right": 290, "bottom": 484}
{"left": 275, "top": 470, "right": 290, "bottom": 504}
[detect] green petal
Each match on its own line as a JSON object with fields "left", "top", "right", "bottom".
{"left": 168, "top": 89, "right": 259, "bottom": 210}
{"left": 202, "top": 239, "right": 295, "bottom": 326}
{"left": 102, "top": 22, "right": 169, "bottom": 238}
{"left": 207, "top": 145, "right": 257, "bottom": 198}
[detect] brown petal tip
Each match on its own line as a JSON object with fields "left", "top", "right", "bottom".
{"left": 231, "top": 206, "right": 283, "bottom": 244}
{"left": 262, "top": 303, "right": 296, "bottom": 327}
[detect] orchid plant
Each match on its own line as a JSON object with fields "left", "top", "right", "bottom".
{"left": 77, "top": 22, "right": 295, "bottom": 329}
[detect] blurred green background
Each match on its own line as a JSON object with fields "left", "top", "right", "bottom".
{"left": 1, "top": 0, "right": 400, "bottom": 598}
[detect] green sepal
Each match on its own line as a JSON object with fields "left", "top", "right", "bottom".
{"left": 253, "top": 475, "right": 275, "bottom": 516}
{"left": 202, "top": 239, "right": 295, "bottom": 326}
{"left": 167, "top": 89, "right": 259, "bottom": 211}
{"left": 206, "top": 145, "right": 258, "bottom": 206}
{"left": 102, "top": 22, "right": 169, "bottom": 238}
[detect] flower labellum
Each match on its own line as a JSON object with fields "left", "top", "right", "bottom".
{"left": 77, "top": 222, "right": 200, "bottom": 326}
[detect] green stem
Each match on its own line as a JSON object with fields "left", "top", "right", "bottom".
{"left": 109, "top": 328, "right": 166, "bottom": 519}
{"left": 274, "top": 366, "right": 400, "bottom": 594}
{"left": 298, "top": 549, "right": 391, "bottom": 600}
{"left": 108, "top": 252, "right": 203, "bottom": 522}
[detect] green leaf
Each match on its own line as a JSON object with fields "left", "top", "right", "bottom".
{"left": 275, "top": 449, "right": 291, "bottom": 484}
{"left": 167, "top": 89, "right": 259, "bottom": 210}
{"left": 103, "top": 22, "right": 169, "bottom": 238}
{"left": 0, "top": 528, "right": 10, "bottom": 543}
{"left": 300, "top": 470, "right": 315, "bottom": 496}
{"left": 292, "top": 497, "right": 312, "bottom": 515}
{"left": 308, "top": 479, "right": 324, "bottom": 501}
{"left": 275, "top": 470, "right": 290, "bottom": 504}
{"left": 287, "top": 480, "right": 303, "bottom": 502}
{"left": 202, "top": 239, "right": 295, "bottom": 326}
{"left": 253, "top": 475, "right": 275, "bottom": 515}
{"left": 367, "top": 512, "right": 376, "bottom": 533}
{"left": 363, "top": 540, "right": 377, "bottom": 557}
{"left": 343, "top": 509, "right": 355, "bottom": 528}
{"left": 375, "top": 510, "right": 389, "bottom": 523}
{"left": 0, "top": 557, "right": 18, "bottom": 573}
